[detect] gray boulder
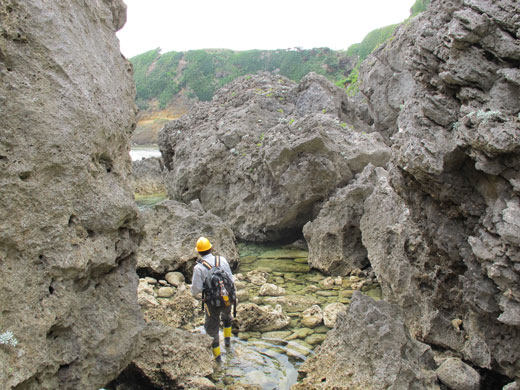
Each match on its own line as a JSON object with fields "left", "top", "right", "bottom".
{"left": 159, "top": 72, "right": 389, "bottom": 241}
{"left": 132, "top": 157, "right": 166, "bottom": 195}
{"left": 294, "top": 292, "right": 440, "bottom": 390}
{"left": 138, "top": 199, "right": 238, "bottom": 274}
{"left": 0, "top": 0, "right": 144, "bottom": 388}
{"left": 303, "top": 164, "right": 388, "bottom": 275}
{"left": 436, "top": 358, "right": 481, "bottom": 390}
{"left": 235, "top": 303, "right": 290, "bottom": 332}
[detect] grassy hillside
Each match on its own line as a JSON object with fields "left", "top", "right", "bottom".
{"left": 131, "top": 48, "right": 355, "bottom": 110}
{"left": 130, "top": 0, "right": 431, "bottom": 111}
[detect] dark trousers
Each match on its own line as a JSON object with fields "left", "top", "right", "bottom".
{"left": 204, "top": 303, "right": 232, "bottom": 347}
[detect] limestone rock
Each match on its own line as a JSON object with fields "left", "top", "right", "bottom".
{"left": 159, "top": 72, "right": 389, "bottom": 241}
{"left": 294, "top": 292, "right": 440, "bottom": 390}
{"left": 165, "top": 271, "right": 185, "bottom": 287}
{"left": 356, "top": 0, "right": 520, "bottom": 380}
{"left": 0, "top": 0, "right": 143, "bottom": 388}
{"left": 157, "top": 287, "right": 175, "bottom": 298}
{"left": 304, "top": 164, "right": 387, "bottom": 275}
{"left": 109, "top": 322, "right": 214, "bottom": 389}
{"left": 258, "top": 283, "right": 286, "bottom": 296}
{"left": 323, "top": 302, "right": 347, "bottom": 328}
{"left": 132, "top": 157, "right": 166, "bottom": 196}
{"left": 246, "top": 270, "right": 269, "bottom": 286}
{"left": 301, "top": 305, "right": 323, "bottom": 328}
{"left": 235, "top": 303, "right": 290, "bottom": 332}
{"left": 138, "top": 199, "right": 238, "bottom": 274}
{"left": 436, "top": 358, "right": 480, "bottom": 390}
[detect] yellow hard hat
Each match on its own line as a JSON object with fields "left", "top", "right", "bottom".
{"left": 196, "top": 237, "right": 212, "bottom": 252}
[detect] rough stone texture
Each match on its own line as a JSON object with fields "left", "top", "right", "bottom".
{"left": 294, "top": 292, "right": 440, "bottom": 390}
{"left": 235, "top": 303, "right": 290, "bottom": 332}
{"left": 140, "top": 283, "right": 199, "bottom": 329}
{"left": 137, "top": 199, "right": 239, "bottom": 275}
{"left": 357, "top": 0, "right": 520, "bottom": 382}
{"left": 132, "top": 156, "right": 166, "bottom": 195}
{"left": 258, "top": 283, "right": 286, "bottom": 296}
{"left": 322, "top": 302, "right": 347, "bottom": 328}
{"left": 159, "top": 72, "right": 390, "bottom": 241}
{"left": 301, "top": 305, "right": 323, "bottom": 328}
{"left": 165, "top": 271, "right": 185, "bottom": 287}
{"left": 436, "top": 357, "right": 481, "bottom": 390}
{"left": 109, "top": 322, "right": 214, "bottom": 390}
{"left": 0, "top": 1, "right": 143, "bottom": 389}
{"left": 303, "top": 164, "right": 386, "bottom": 275}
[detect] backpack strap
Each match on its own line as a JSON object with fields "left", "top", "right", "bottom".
{"left": 200, "top": 260, "right": 212, "bottom": 270}
{"left": 215, "top": 255, "right": 220, "bottom": 267}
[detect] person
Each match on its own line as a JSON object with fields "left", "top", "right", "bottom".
{"left": 191, "top": 236, "right": 235, "bottom": 362}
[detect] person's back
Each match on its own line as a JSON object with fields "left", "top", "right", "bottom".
{"left": 191, "top": 237, "right": 235, "bottom": 362}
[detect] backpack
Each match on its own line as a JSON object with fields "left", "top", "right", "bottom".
{"left": 200, "top": 256, "right": 237, "bottom": 316}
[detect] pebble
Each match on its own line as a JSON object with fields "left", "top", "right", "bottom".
{"left": 157, "top": 287, "right": 175, "bottom": 298}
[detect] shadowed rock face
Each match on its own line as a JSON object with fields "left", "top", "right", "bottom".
{"left": 0, "top": 1, "right": 144, "bottom": 389}
{"left": 358, "top": 0, "right": 520, "bottom": 381}
{"left": 159, "top": 72, "right": 390, "bottom": 242}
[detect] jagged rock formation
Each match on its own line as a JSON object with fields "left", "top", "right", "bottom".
{"left": 108, "top": 322, "right": 214, "bottom": 390}
{"left": 356, "top": 0, "right": 520, "bottom": 383}
{"left": 132, "top": 157, "right": 166, "bottom": 195}
{"left": 137, "top": 200, "right": 239, "bottom": 275}
{"left": 159, "top": 72, "right": 390, "bottom": 241}
{"left": 294, "top": 292, "right": 440, "bottom": 390}
{"left": 0, "top": 1, "right": 143, "bottom": 389}
{"left": 303, "top": 164, "right": 388, "bottom": 275}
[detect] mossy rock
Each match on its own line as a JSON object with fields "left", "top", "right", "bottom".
{"left": 305, "top": 333, "right": 327, "bottom": 345}
{"left": 258, "top": 249, "right": 309, "bottom": 260}
{"left": 285, "top": 339, "right": 313, "bottom": 358}
{"left": 246, "top": 258, "right": 310, "bottom": 273}
{"left": 293, "top": 257, "right": 309, "bottom": 264}
{"left": 286, "top": 327, "right": 314, "bottom": 340}
{"left": 262, "top": 330, "right": 293, "bottom": 340}
{"left": 363, "top": 286, "right": 383, "bottom": 300}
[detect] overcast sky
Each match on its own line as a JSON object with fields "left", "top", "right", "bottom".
{"left": 117, "top": 0, "right": 415, "bottom": 58}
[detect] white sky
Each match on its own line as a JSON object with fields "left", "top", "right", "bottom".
{"left": 117, "top": 0, "right": 415, "bottom": 58}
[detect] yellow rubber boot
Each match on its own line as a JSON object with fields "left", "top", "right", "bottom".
{"left": 224, "top": 327, "right": 232, "bottom": 347}
{"left": 212, "top": 345, "right": 221, "bottom": 362}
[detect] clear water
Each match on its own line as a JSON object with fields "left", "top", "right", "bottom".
{"left": 205, "top": 242, "right": 381, "bottom": 389}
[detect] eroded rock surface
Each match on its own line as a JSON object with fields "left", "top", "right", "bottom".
{"left": 159, "top": 72, "right": 390, "bottom": 241}
{"left": 132, "top": 157, "right": 166, "bottom": 195}
{"left": 294, "top": 292, "right": 440, "bottom": 390}
{"left": 358, "top": 0, "right": 520, "bottom": 381}
{"left": 138, "top": 200, "right": 239, "bottom": 275}
{"left": 0, "top": 0, "right": 143, "bottom": 388}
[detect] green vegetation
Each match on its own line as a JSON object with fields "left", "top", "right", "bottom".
{"left": 130, "top": 48, "right": 353, "bottom": 109}
{"left": 410, "top": 0, "right": 431, "bottom": 16}
{"left": 130, "top": 1, "right": 431, "bottom": 108}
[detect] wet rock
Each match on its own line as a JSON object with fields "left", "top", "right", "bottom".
{"left": 165, "top": 271, "right": 185, "bottom": 287}
{"left": 159, "top": 72, "right": 388, "bottom": 241}
{"left": 301, "top": 305, "right": 323, "bottom": 328}
{"left": 286, "top": 327, "right": 314, "bottom": 341}
{"left": 262, "top": 294, "right": 321, "bottom": 312}
{"left": 236, "top": 288, "right": 250, "bottom": 302}
{"left": 319, "top": 277, "right": 336, "bottom": 289}
{"left": 504, "top": 382, "right": 520, "bottom": 390}
{"left": 138, "top": 199, "right": 238, "bottom": 274}
{"left": 246, "top": 270, "right": 269, "bottom": 286}
{"left": 259, "top": 283, "right": 286, "bottom": 296}
{"left": 132, "top": 157, "right": 166, "bottom": 195}
{"left": 294, "top": 292, "right": 439, "bottom": 390}
{"left": 436, "top": 358, "right": 481, "bottom": 390}
{"left": 0, "top": 0, "right": 144, "bottom": 388}
{"left": 305, "top": 333, "right": 327, "bottom": 346}
{"left": 286, "top": 340, "right": 313, "bottom": 358}
{"left": 235, "top": 303, "right": 290, "bottom": 332}
{"left": 323, "top": 302, "right": 347, "bottom": 328}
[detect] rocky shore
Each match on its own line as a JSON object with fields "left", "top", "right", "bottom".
{"left": 1, "top": 0, "right": 519, "bottom": 389}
